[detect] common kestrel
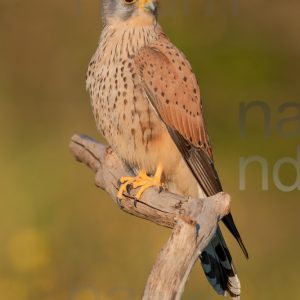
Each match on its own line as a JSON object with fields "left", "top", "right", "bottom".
{"left": 86, "top": 0, "right": 248, "bottom": 298}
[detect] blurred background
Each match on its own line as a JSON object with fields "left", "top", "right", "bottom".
{"left": 0, "top": 0, "right": 299, "bottom": 299}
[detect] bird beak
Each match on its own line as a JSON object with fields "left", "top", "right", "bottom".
{"left": 141, "top": 0, "right": 157, "bottom": 14}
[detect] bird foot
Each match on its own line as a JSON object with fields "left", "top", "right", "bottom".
{"left": 117, "top": 164, "right": 164, "bottom": 200}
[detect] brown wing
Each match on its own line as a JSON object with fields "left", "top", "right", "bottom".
{"left": 134, "top": 42, "right": 210, "bottom": 152}
{"left": 134, "top": 39, "right": 248, "bottom": 259}
{"left": 134, "top": 39, "right": 223, "bottom": 195}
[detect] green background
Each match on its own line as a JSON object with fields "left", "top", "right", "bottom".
{"left": 0, "top": 0, "right": 299, "bottom": 299}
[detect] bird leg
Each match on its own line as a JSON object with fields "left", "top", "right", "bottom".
{"left": 117, "top": 163, "right": 164, "bottom": 200}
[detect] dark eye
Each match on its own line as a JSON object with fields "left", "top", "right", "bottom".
{"left": 123, "top": 0, "right": 136, "bottom": 4}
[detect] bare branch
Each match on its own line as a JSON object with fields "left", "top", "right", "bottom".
{"left": 69, "top": 134, "right": 230, "bottom": 300}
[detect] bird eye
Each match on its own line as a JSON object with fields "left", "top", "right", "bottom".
{"left": 123, "top": 0, "right": 136, "bottom": 4}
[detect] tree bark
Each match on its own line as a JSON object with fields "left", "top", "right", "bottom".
{"left": 69, "top": 134, "right": 231, "bottom": 300}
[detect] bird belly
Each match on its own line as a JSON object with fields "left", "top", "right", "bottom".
{"left": 153, "top": 130, "right": 200, "bottom": 198}
{"left": 115, "top": 116, "right": 199, "bottom": 199}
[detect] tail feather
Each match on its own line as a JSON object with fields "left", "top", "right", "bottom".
{"left": 222, "top": 213, "right": 249, "bottom": 259}
{"left": 200, "top": 227, "right": 241, "bottom": 299}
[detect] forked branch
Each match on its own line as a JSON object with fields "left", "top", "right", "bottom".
{"left": 69, "top": 134, "right": 230, "bottom": 300}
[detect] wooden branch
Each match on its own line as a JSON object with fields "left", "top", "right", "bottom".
{"left": 69, "top": 134, "right": 231, "bottom": 300}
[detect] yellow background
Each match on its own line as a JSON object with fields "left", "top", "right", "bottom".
{"left": 0, "top": 0, "right": 299, "bottom": 299}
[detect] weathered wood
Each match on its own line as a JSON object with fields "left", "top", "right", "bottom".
{"left": 69, "top": 134, "right": 231, "bottom": 300}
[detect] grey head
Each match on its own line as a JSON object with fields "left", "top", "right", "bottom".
{"left": 101, "top": 0, "right": 158, "bottom": 25}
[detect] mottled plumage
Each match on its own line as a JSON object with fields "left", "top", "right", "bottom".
{"left": 86, "top": 0, "right": 247, "bottom": 298}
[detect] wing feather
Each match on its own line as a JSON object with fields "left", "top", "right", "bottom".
{"left": 134, "top": 38, "right": 248, "bottom": 259}
{"left": 134, "top": 43, "right": 210, "bottom": 150}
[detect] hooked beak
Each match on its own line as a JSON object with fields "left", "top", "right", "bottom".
{"left": 142, "top": 0, "right": 158, "bottom": 14}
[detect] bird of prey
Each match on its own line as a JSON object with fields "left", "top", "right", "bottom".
{"left": 86, "top": 0, "right": 248, "bottom": 298}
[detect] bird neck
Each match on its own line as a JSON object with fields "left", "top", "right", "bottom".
{"left": 97, "top": 22, "right": 162, "bottom": 62}
{"left": 106, "top": 13, "right": 157, "bottom": 28}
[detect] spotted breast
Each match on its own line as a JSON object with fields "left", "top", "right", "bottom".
{"left": 87, "top": 24, "right": 168, "bottom": 171}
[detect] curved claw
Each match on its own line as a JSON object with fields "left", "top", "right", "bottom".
{"left": 117, "top": 164, "right": 164, "bottom": 200}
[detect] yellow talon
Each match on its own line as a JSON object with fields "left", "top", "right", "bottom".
{"left": 117, "top": 163, "right": 164, "bottom": 200}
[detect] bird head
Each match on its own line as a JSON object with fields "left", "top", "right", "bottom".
{"left": 101, "top": 0, "right": 158, "bottom": 25}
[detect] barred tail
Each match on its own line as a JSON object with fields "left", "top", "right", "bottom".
{"left": 200, "top": 227, "right": 241, "bottom": 299}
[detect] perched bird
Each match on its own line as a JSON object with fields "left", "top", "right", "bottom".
{"left": 86, "top": 0, "right": 248, "bottom": 298}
